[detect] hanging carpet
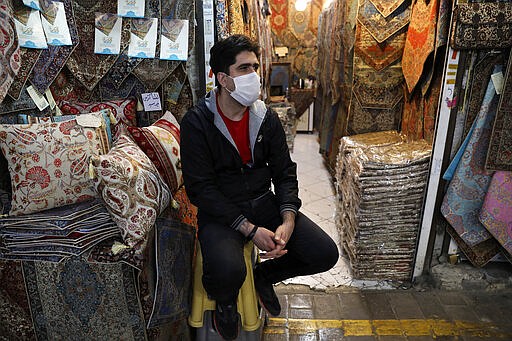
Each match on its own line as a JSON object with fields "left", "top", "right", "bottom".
{"left": 357, "top": 0, "right": 411, "bottom": 44}
{"left": 464, "top": 52, "right": 503, "bottom": 138}
{"left": 269, "top": 0, "right": 287, "bottom": 37}
{"left": 352, "top": 56, "right": 404, "bottom": 109}
{"left": 28, "top": 0, "right": 78, "bottom": 94}
{"left": 215, "top": 0, "right": 230, "bottom": 40}
{"left": 0, "top": 0, "right": 20, "bottom": 103}
{"left": 102, "top": 49, "right": 142, "bottom": 90}
{"left": 7, "top": 48, "right": 40, "bottom": 101}
{"left": 486, "top": 49, "right": 512, "bottom": 171}
{"left": 401, "top": 0, "right": 438, "bottom": 94}
{"left": 369, "top": 0, "right": 407, "bottom": 18}
{"left": 347, "top": 94, "right": 402, "bottom": 135}
{"left": 354, "top": 23, "right": 406, "bottom": 71}
{"left": 66, "top": 0, "right": 120, "bottom": 91}
{"left": 441, "top": 66, "right": 501, "bottom": 259}
{"left": 479, "top": 171, "right": 512, "bottom": 257}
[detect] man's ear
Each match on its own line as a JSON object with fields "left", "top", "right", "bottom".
{"left": 217, "top": 72, "right": 228, "bottom": 88}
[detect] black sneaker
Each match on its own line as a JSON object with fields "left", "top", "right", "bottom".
{"left": 212, "top": 302, "right": 240, "bottom": 340}
{"left": 254, "top": 270, "right": 281, "bottom": 316}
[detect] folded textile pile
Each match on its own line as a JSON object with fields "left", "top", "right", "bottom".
{"left": 0, "top": 199, "right": 120, "bottom": 262}
{"left": 335, "top": 131, "right": 431, "bottom": 281}
{"left": 270, "top": 103, "right": 297, "bottom": 152}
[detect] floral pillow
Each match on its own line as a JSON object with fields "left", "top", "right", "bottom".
{"left": 59, "top": 97, "right": 137, "bottom": 137}
{"left": 91, "top": 134, "right": 171, "bottom": 250}
{"left": 127, "top": 111, "right": 182, "bottom": 193}
{"left": 0, "top": 115, "right": 110, "bottom": 216}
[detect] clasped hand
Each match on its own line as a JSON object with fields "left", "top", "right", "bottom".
{"left": 252, "top": 222, "right": 293, "bottom": 259}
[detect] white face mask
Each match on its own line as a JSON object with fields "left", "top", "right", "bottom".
{"left": 225, "top": 72, "right": 261, "bottom": 106}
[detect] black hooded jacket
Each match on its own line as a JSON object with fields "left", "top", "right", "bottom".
{"left": 180, "top": 89, "right": 301, "bottom": 230}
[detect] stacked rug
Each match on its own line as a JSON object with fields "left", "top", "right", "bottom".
{"left": 335, "top": 131, "right": 431, "bottom": 281}
{"left": 270, "top": 103, "right": 297, "bottom": 152}
{"left": 0, "top": 199, "right": 120, "bottom": 262}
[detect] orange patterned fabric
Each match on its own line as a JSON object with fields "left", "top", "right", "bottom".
{"left": 402, "top": 0, "right": 438, "bottom": 94}
{"left": 401, "top": 91, "right": 424, "bottom": 141}
{"left": 171, "top": 186, "right": 198, "bottom": 229}
{"left": 228, "top": 0, "right": 244, "bottom": 34}
{"left": 270, "top": 0, "right": 287, "bottom": 36}
{"left": 354, "top": 24, "right": 407, "bottom": 71}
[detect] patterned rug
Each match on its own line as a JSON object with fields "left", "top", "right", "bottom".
{"left": 341, "top": 0, "right": 358, "bottom": 51}
{"left": 441, "top": 66, "right": 500, "bottom": 248}
{"left": 347, "top": 94, "right": 402, "bottom": 135}
{"left": 401, "top": 89, "right": 424, "bottom": 141}
{"left": 369, "top": 0, "right": 407, "bottom": 17}
{"left": 163, "top": 62, "right": 187, "bottom": 106}
{"left": 479, "top": 171, "right": 512, "bottom": 257}
{"left": 445, "top": 223, "right": 501, "bottom": 268}
{"left": 228, "top": 0, "right": 244, "bottom": 35}
{"left": 0, "top": 260, "right": 35, "bottom": 340}
{"left": 464, "top": 52, "right": 503, "bottom": 139}
{"left": 352, "top": 56, "right": 404, "bottom": 109}
{"left": 23, "top": 256, "right": 147, "bottom": 340}
{"left": 270, "top": 0, "right": 287, "bottom": 37}
{"left": 402, "top": 0, "right": 438, "bottom": 94}
{"left": 28, "top": 0, "right": 78, "bottom": 94}
{"left": 357, "top": 0, "right": 411, "bottom": 43}
{"left": 147, "top": 214, "right": 195, "bottom": 328}
{"left": 66, "top": 0, "right": 119, "bottom": 91}
{"left": 215, "top": 0, "right": 230, "bottom": 40}
{"left": 7, "top": 49, "right": 40, "bottom": 101}
{"left": 132, "top": 60, "right": 179, "bottom": 92}
{"left": 354, "top": 23, "right": 406, "bottom": 71}
{"left": 486, "top": 50, "right": 512, "bottom": 171}
{"left": 0, "top": 0, "right": 20, "bottom": 103}
{"left": 101, "top": 49, "right": 143, "bottom": 90}
{"left": 0, "top": 85, "right": 37, "bottom": 114}
{"left": 166, "top": 77, "right": 193, "bottom": 122}
{"left": 49, "top": 66, "right": 97, "bottom": 105}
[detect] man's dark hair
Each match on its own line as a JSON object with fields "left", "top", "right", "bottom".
{"left": 209, "top": 34, "right": 261, "bottom": 77}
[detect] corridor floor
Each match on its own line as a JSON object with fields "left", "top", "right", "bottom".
{"left": 259, "top": 133, "right": 512, "bottom": 341}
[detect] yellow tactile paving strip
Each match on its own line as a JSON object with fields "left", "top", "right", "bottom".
{"left": 264, "top": 318, "right": 512, "bottom": 338}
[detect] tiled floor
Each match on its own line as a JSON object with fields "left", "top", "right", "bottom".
{"left": 283, "top": 132, "right": 353, "bottom": 289}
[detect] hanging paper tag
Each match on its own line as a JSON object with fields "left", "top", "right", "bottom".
{"left": 26, "top": 86, "right": 49, "bottom": 111}
{"left": 41, "top": 1, "right": 72, "bottom": 46}
{"left": 141, "top": 92, "right": 162, "bottom": 111}
{"left": 14, "top": 9, "right": 48, "bottom": 49}
{"left": 491, "top": 72, "right": 504, "bottom": 95}
{"left": 160, "top": 19, "right": 189, "bottom": 61}
{"left": 44, "top": 88, "right": 56, "bottom": 109}
{"left": 94, "top": 13, "right": 123, "bottom": 54}
{"left": 117, "top": 0, "right": 145, "bottom": 18}
{"left": 127, "top": 18, "right": 158, "bottom": 58}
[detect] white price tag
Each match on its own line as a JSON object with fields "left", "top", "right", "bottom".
{"left": 141, "top": 92, "right": 162, "bottom": 111}
{"left": 26, "top": 86, "right": 49, "bottom": 111}
{"left": 491, "top": 72, "right": 504, "bottom": 95}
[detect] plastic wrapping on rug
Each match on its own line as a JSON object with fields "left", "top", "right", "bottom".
{"left": 335, "top": 130, "right": 432, "bottom": 281}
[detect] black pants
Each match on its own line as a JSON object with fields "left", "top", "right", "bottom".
{"left": 197, "top": 192, "right": 339, "bottom": 304}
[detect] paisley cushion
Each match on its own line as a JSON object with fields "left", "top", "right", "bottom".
{"left": 127, "top": 111, "right": 182, "bottom": 193}
{"left": 0, "top": 114, "right": 109, "bottom": 216}
{"left": 91, "top": 134, "right": 171, "bottom": 250}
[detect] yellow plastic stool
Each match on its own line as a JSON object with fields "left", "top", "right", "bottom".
{"left": 188, "top": 241, "right": 262, "bottom": 332}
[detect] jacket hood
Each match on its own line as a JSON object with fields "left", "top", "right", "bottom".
{"left": 204, "top": 87, "right": 267, "bottom": 162}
